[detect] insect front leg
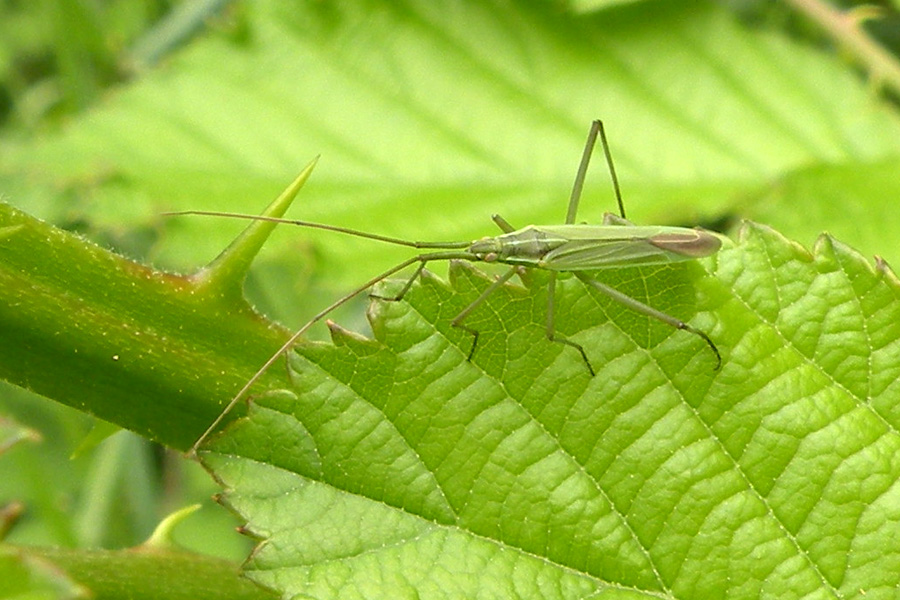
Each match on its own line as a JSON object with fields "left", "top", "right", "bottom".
{"left": 545, "top": 272, "right": 596, "bottom": 376}
{"left": 369, "top": 260, "right": 429, "bottom": 302}
{"left": 450, "top": 267, "right": 518, "bottom": 362}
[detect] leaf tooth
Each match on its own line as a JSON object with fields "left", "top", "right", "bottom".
{"left": 737, "top": 221, "right": 815, "bottom": 263}
{"left": 874, "top": 255, "right": 900, "bottom": 288}
{"left": 816, "top": 233, "right": 900, "bottom": 288}
{"left": 447, "top": 260, "right": 495, "bottom": 292}
{"left": 326, "top": 319, "right": 377, "bottom": 349}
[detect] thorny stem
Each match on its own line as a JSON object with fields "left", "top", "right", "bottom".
{"left": 786, "top": 0, "right": 900, "bottom": 98}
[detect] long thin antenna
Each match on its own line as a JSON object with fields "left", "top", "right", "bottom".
{"left": 164, "top": 211, "right": 471, "bottom": 250}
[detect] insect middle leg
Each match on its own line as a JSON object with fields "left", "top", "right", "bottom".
{"left": 545, "top": 272, "right": 596, "bottom": 376}
{"left": 369, "top": 259, "right": 521, "bottom": 365}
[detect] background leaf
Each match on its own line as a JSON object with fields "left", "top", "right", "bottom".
{"left": 4, "top": 0, "right": 900, "bottom": 341}
{"left": 3, "top": 1, "right": 900, "bottom": 290}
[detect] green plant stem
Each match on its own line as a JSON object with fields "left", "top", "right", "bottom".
{"left": 0, "top": 163, "right": 315, "bottom": 451}
{"left": 787, "top": 0, "right": 900, "bottom": 97}
{"left": 0, "top": 205, "right": 287, "bottom": 452}
{"left": 4, "top": 544, "right": 276, "bottom": 600}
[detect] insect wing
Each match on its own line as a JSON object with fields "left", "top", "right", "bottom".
{"left": 538, "top": 225, "right": 720, "bottom": 271}
{"left": 648, "top": 229, "right": 722, "bottom": 258}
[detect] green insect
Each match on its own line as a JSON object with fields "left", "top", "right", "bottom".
{"left": 178, "top": 120, "right": 722, "bottom": 454}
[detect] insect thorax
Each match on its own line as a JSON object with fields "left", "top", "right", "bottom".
{"left": 468, "top": 226, "right": 566, "bottom": 265}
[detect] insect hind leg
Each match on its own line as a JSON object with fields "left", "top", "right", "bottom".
{"left": 567, "top": 120, "right": 626, "bottom": 225}
{"left": 575, "top": 272, "right": 721, "bottom": 369}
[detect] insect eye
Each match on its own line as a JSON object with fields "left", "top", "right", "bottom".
{"left": 483, "top": 252, "right": 498, "bottom": 262}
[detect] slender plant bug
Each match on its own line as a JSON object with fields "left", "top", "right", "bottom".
{"left": 173, "top": 120, "right": 722, "bottom": 455}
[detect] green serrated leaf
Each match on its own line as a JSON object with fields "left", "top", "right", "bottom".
{"left": 201, "top": 224, "right": 900, "bottom": 599}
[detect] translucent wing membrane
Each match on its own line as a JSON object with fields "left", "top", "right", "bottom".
{"left": 489, "top": 225, "right": 721, "bottom": 270}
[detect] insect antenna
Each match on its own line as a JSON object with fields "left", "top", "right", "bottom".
{"left": 164, "top": 210, "right": 472, "bottom": 250}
